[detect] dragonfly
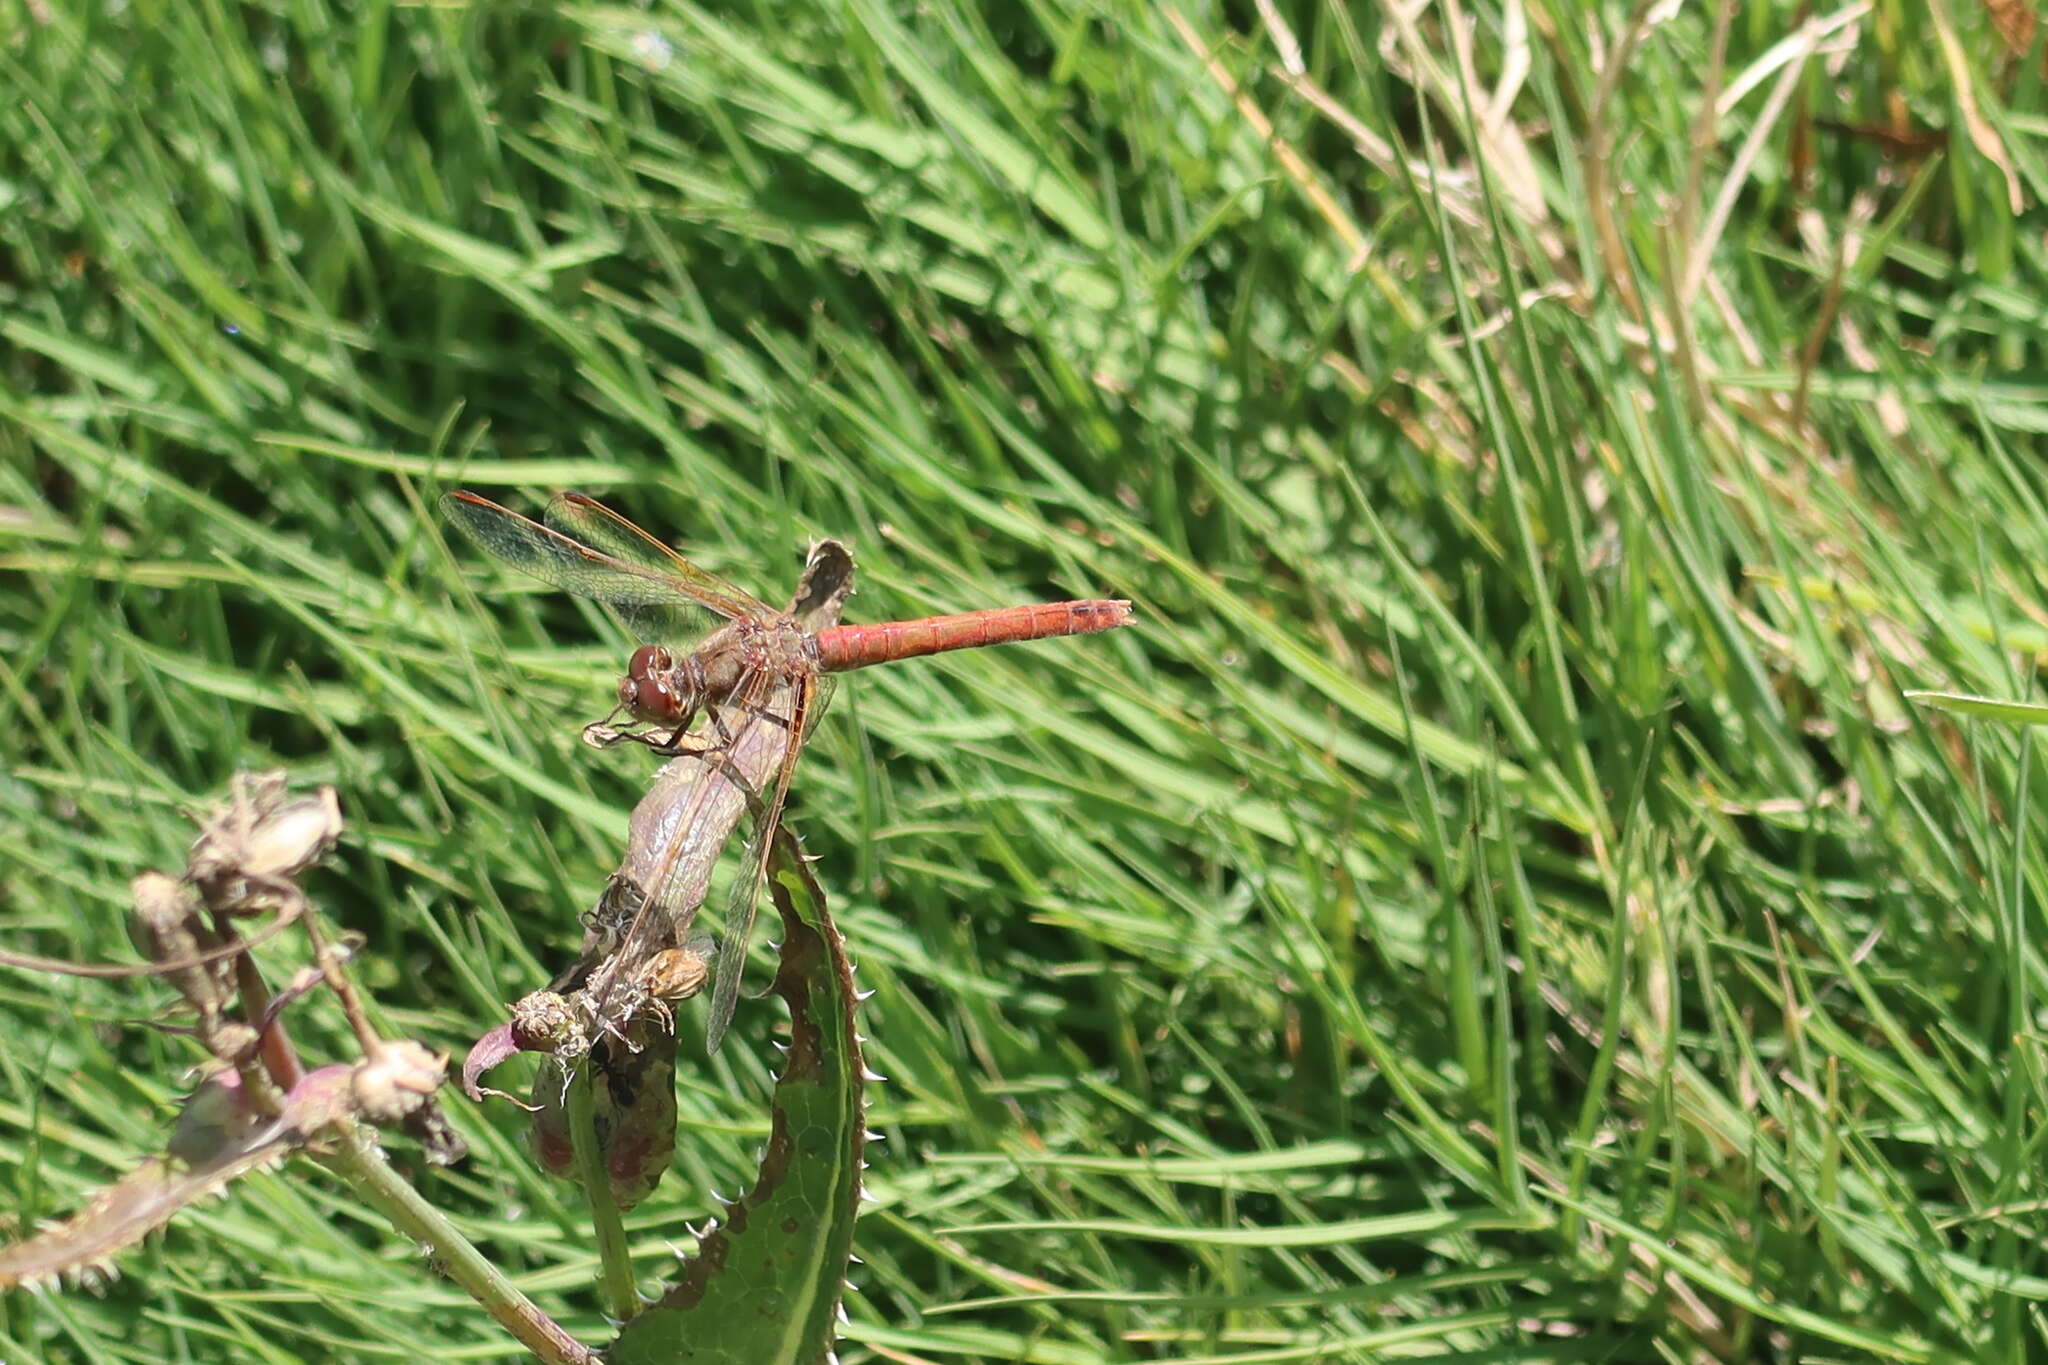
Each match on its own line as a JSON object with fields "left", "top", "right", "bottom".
{"left": 445, "top": 489, "right": 1133, "bottom": 1051}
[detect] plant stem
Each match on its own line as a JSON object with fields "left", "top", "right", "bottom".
{"left": 324, "top": 1119, "right": 593, "bottom": 1364}
{"left": 205, "top": 909, "right": 305, "bottom": 1094}
{"left": 567, "top": 1060, "right": 639, "bottom": 1323}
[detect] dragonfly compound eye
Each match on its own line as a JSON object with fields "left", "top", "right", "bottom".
{"left": 622, "top": 645, "right": 681, "bottom": 722}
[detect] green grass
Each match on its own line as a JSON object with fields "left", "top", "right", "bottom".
{"left": 5, "top": 0, "right": 2048, "bottom": 1360}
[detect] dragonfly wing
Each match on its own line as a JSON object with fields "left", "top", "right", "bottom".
{"left": 444, "top": 491, "right": 726, "bottom": 644}
{"left": 580, "top": 675, "right": 780, "bottom": 1029}
{"left": 704, "top": 672, "right": 813, "bottom": 1054}
{"left": 587, "top": 664, "right": 796, "bottom": 1035}
{"left": 802, "top": 675, "right": 838, "bottom": 738}
{"left": 545, "top": 493, "right": 772, "bottom": 620}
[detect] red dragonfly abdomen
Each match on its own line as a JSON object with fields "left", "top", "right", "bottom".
{"left": 813, "top": 600, "right": 1132, "bottom": 672}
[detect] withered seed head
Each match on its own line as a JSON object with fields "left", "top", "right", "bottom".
{"left": 128, "top": 873, "right": 201, "bottom": 963}
{"left": 509, "top": 991, "right": 587, "bottom": 1053}
{"left": 187, "top": 775, "right": 343, "bottom": 914}
{"left": 209, "top": 1022, "right": 260, "bottom": 1064}
{"left": 350, "top": 1040, "right": 447, "bottom": 1125}
{"left": 127, "top": 872, "right": 228, "bottom": 1021}
{"left": 239, "top": 789, "right": 343, "bottom": 882}
{"left": 127, "top": 872, "right": 195, "bottom": 946}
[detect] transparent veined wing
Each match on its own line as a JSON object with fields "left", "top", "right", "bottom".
{"left": 582, "top": 663, "right": 799, "bottom": 1040}
{"left": 543, "top": 492, "right": 771, "bottom": 619}
{"left": 701, "top": 672, "right": 813, "bottom": 1052}
{"left": 443, "top": 490, "right": 736, "bottom": 645}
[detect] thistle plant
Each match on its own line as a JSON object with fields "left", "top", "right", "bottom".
{"left": 1, "top": 764, "right": 868, "bottom": 1364}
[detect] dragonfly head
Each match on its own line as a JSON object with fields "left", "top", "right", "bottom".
{"left": 619, "top": 644, "right": 690, "bottom": 725}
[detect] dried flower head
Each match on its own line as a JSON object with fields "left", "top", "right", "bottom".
{"left": 187, "top": 774, "right": 343, "bottom": 915}
{"left": 509, "top": 991, "right": 588, "bottom": 1054}
{"left": 127, "top": 872, "right": 228, "bottom": 1022}
{"left": 349, "top": 1040, "right": 447, "bottom": 1126}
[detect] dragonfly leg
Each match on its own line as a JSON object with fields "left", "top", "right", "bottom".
{"left": 655, "top": 724, "right": 698, "bottom": 755}
{"left": 615, "top": 702, "right": 707, "bottom": 757}
{"left": 636, "top": 705, "right": 732, "bottom": 759}
{"left": 707, "top": 707, "right": 737, "bottom": 749}
{"left": 585, "top": 712, "right": 716, "bottom": 757}
{"left": 640, "top": 724, "right": 714, "bottom": 758}
{"left": 582, "top": 718, "right": 656, "bottom": 750}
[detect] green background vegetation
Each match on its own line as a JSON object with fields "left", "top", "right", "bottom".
{"left": 5, "top": 0, "right": 2048, "bottom": 1359}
